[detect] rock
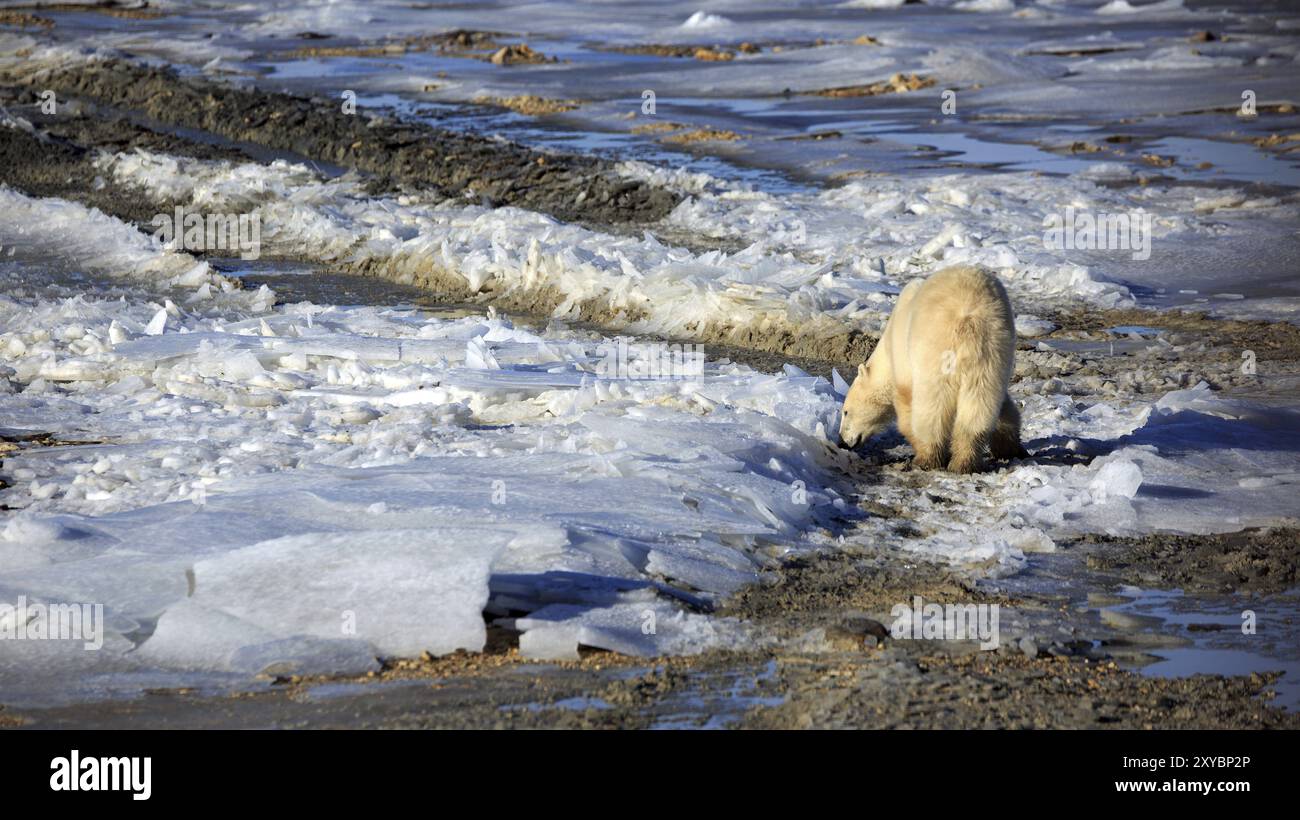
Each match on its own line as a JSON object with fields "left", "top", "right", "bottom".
{"left": 1019, "top": 637, "right": 1039, "bottom": 658}
{"left": 489, "top": 43, "right": 549, "bottom": 66}
{"left": 825, "top": 615, "right": 888, "bottom": 651}
{"left": 842, "top": 615, "right": 890, "bottom": 640}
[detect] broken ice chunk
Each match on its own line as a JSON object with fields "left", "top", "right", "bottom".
{"left": 515, "top": 601, "right": 744, "bottom": 659}
{"left": 148, "top": 528, "right": 509, "bottom": 666}
{"left": 144, "top": 308, "right": 168, "bottom": 336}
{"left": 1015, "top": 315, "right": 1058, "bottom": 338}
{"left": 1089, "top": 459, "right": 1144, "bottom": 502}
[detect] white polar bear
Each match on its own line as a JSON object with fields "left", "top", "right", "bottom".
{"left": 839, "top": 265, "right": 1027, "bottom": 473}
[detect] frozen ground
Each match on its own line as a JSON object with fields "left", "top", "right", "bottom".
{"left": 30, "top": 2, "right": 1300, "bottom": 167}
{"left": 0, "top": 0, "right": 1298, "bottom": 720}
{"left": 0, "top": 208, "right": 855, "bottom": 701}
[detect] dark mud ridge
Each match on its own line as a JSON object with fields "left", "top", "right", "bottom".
{"left": 0, "top": 86, "right": 253, "bottom": 225}
{"left": 0, "top": 74, "right": 882, "bottom": 368}
{"left": 1, "top": 54, "right": 677, "bottom": 226}
{"left": 1082, "top": 527, "right": 1300, "bottom": 595}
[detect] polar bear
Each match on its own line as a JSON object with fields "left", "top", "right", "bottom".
{"left": 839, "top": 265, "right": 1026, "bottom": 473}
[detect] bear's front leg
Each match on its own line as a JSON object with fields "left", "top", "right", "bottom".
{"left": 911, "top": 438, "right": 949, "bottom": 471}
{"left": 905, "top": 379, "right": 952, "bottom": 470}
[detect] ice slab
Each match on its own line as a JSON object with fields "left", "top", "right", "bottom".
{"left": 516, "top": 600, "right": 746, "bottom": 659}
{"left": 137, "top": 528, "right": 506, "bottom": 673}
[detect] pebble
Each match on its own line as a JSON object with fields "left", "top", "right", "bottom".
{"left": 1019, "top": 637, "right": 1039, "bottom": 658}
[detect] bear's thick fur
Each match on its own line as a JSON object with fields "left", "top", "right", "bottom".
{"left": 839, "top": 265, "right": 1027, "bottom": 473}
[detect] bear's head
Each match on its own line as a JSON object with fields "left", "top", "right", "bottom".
{"left": 839, "top": 361, "right": 894, "bottom": 448}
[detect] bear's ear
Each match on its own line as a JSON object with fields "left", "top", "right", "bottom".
{"left": 858, "top": 362, "right": 869, "bottom": 377}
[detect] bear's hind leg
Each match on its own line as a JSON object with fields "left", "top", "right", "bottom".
{"left": 988, "top": 393, "right": 1029, "bottom": 460}
{"left": 947, "top": 431, "right": 987, "bottom": 474}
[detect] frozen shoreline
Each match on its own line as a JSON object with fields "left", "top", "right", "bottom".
{"left": 2, "top": 185, "right": 1297, "bottom": 707}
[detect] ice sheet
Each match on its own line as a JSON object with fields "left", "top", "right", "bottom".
{"left": 0, "top": 196, "right": 859, "bottom": 696}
